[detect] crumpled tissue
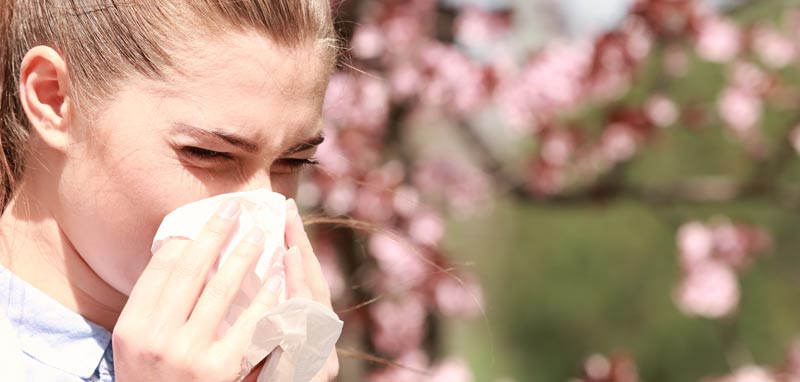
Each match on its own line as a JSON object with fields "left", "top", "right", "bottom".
{"left": 151, "top": 190, "right": 343, "bottom": 382}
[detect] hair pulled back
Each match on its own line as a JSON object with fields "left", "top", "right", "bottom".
{"left": 0, "top": 0, "right": 336, "bottom": 211}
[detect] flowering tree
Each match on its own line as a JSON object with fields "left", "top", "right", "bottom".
{"left": 306, "top": 0, "right": 800, "bottom": 381}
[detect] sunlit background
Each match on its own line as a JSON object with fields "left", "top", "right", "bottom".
{"left": 301, "top": 0, "right": 800, "bottom": 381}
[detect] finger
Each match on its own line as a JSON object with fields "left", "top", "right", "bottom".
{"left": 328, "top": 351, "right": 340, "bottom": 379}
{"left": 284, "top": 246, "right": 312, "bottom": 299}
{"left": 156, "top": 199, "right": 241, "bottom": 323}
{"left": 217, "top": 257, "right": 285, "bottom": 354}
{"left": 285, "top": 199, "right": 330, "bottom": 300}
{"left": 122, "top": 238, "right": 190, "bottom": 316}
{"left": 186, "top": 227, "right": 266, "bottom": 341}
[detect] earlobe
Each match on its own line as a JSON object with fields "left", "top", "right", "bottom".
{"left": 19, "top": 46, "right": 71, "bottom": 151}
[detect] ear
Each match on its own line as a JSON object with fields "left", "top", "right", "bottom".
{"left": 18, "top": 46, "right": 71, "bottom": 151}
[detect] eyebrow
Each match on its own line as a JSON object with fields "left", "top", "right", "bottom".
{"left": 283, "top": 134, "right": 326, "bottom": 155}
{"left": 171, "top": 122, "right": 325, "bottom": 155}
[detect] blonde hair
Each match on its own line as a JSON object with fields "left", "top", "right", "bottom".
{"left": 0, "top": 0, "right": 337, "bottom": 210}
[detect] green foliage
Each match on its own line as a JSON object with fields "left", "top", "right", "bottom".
{"left": 446, "top": 197, "right": 800, "bottom": 382}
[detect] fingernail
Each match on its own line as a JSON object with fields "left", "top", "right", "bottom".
{"left": 266, "top": 274, "right": 284, "bottom": 293}
{"left": 244, "top": 227, "right": 266, "bottom": 244}
{"left": 218, "top": 199, "right": 240, "bottom": 219}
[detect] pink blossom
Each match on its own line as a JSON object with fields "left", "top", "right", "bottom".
{"left": 323, "top": 180, "right": 356, "bottom": 216}
{"left": 354, "top": 188, "right": 395, "bottom": 223}
{"left": 673, "top": 261, "right": 739, "bottom": 319}
{"left": 495, "top": 42, "right": 592, "bottom": 130}
{"left": 315, "top": 130, "right": 351, "bottom": 177}
{"left": 369, "top": 233, "right": 430, "bottom": 291}
{"left": 434, "top": 275, "right": 484, "bottom": 319}
{"left": 581, "top": 353, "right": 639, "bottom": 382}
{"left": 752, "top": 26, "right": 796, "bottom": 69}
{"left": 370, "top": 296, "right": 428, "bottom": 356}
{"left": 710, "top": 220, "right": 772, "bottom": 270}
{"left": 324, "top": 73, "right": 356, "bottom": 123}
{"left": 717, "top": 86, "right": 762, "bottom": 134}
{"left": 389, "top": 63, "right": 424, "bottom": 102}
{"left": 419, "top": 43, "right": 489, "bottom": 114}
{"left": 383, "top": 14, "right": 427, "bottom": 56}
{"left": 710, "top": 222, "right": 750, "bottom": 269}
{"left": 623, "top": 18, "right": 654, "bottom": 62}
{"left": 588, "top": 69, "right": 632, "bottom": 102}
{"left": 367, "top": 351, "right": 430, "bottom": 382}
{"left": 455, "top": 7, "right": 510, "bottom": 46}
{"left": 709, "top": 365, "right": 776, "bottom": 382}
{"left": 729, "top": 61, "right": 769, "bottom": 92}
{"left": 413, "top": 158, "right": 492, "bottom": 217}
{"left": 351, "top": 24, "right": 386, "bottom": 60}
{"left": 528, "top": 161, "right": 566, "bottom": 196}
{"left": 777, "top": 339, "right": 800, "bottom": 381}
{"left": 585, "top": 354, "right": 612, "bottom": 381}
{"left": 601, "top": 124, "right": 638, "bottom": 163}
{"left": 541, "top": 132, "right": 575, "bottom": 167}
{"left": 677, "top": 221, "right": 714, "bottom": 266}
{"left": 644, "top": 94, "right": 679, "bottom": 128}
{"left": 324, "top": 72, "right": 390, "bottom": 132}
{"left": 695, "top": 17, "right": 742, "bottom": 63}
{"left": 408, "top": 209, "right": 445, "bottom": 247}
{"left": 313, "top": 238, "right": 346, "bottom": 300}
{"left": 429, "top": 358, "right": 474, "bottom": 382}
{"left": 664, "top": 44, "right": 690, "bottom": 77}
{"left": 393, "top": 185, "right": 421, "bottom": 218}
{"left": 447, "top": 169, "right": 493, "bottom": 217}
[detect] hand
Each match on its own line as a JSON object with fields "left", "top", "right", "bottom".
{"left": 284, "top": 198, "right": 339, "bottom": 382}
{"left": 113, "top": 199, "right": 285, "bottom": 382}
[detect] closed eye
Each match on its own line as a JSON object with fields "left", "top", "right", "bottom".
{"left": 179, "top": 146, "right": 319, "bottom": 174}
{"left": 272, "top": 158, "right": 320, "bottom": 174}
{"left": 180, "top": 146, "right": 234, "bottom": 162}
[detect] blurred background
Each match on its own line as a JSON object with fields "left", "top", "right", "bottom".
{"left": 301, "top": 0, "right": 800, "bottom": 381}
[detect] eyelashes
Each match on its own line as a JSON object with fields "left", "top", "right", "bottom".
{"left": 179, "top": 146, "right": 319, "bottom": 173}
{"left": 273, "top": 158, "right": 321, "bottom": 173}
{"left": 180, "top": 146, "right": 234, "bottom": 162}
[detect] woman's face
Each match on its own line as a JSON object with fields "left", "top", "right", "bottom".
{"left": 52, "top": 32, "right": 331, "bottom": 295}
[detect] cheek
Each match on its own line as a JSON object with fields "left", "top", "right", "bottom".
{"left": 58, "top": 144, "right": 207, "bottom": 294}
{"left": 271, "top": 174, "right": 300, "bottom": 199}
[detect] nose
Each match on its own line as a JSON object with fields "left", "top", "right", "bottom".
{"left": 240, "top": 170, "right": 272, "bottom": 193}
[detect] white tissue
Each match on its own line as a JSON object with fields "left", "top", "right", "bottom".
{"left": 151, "top": 190, "right": 343, "bottom": 382}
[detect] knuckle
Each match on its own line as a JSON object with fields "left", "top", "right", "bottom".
{"left": 231, "top": 243, "right": 259, "bottom": 260}
{"left": 235, "top": 310, "right": 259, "bottom": 330}
{"left": 204, "top": 216, "right": 233, "bottom": 237}
{"left": 204, "top": 279, "right": 231, "bottom": 301}
{"left": 141, "top": 347, "right": 168, "bottom": 364}
{"left": 251, "top": 291, "right": 277, "bottom": 312}
{"left": 250, "top": 295, "right": 272, "bottom": 311}
{"left": 173, "top": 262, "right": 201, "bottom": 280}
{"left": 111, "top": 327, "right": 135, "bottom": 348}
{"left": 147, "top": 253, "right": 176, "bottom": 271}
{"left": 294, "top": 286, "right": 313, "bottom": 299}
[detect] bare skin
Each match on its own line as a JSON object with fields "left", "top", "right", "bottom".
{"left": 0, "top": 30, "right": 338, "bottom": 381}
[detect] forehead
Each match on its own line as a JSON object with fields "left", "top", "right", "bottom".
{"left": 145, "top": 31, "right": 331, "bottom": 143}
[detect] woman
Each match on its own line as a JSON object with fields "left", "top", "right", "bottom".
{"left": 0, "top": 1, "right": 339, "bottom": 381}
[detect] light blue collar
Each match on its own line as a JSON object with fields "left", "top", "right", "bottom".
{"left": 0, "top": 266, "right": 112, "bottom": 379}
